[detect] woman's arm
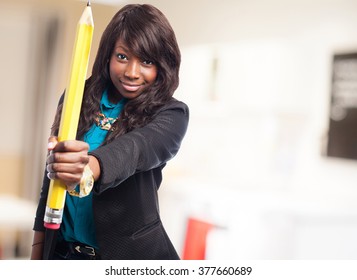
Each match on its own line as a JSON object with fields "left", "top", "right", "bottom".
{"left": 89, "top": 100, "right": 189, "bottom": 192}
{"left": 30, "top": 231, "right": 45, "bottom": 260}
{"left": 40, "top": 100, "right": 188, "bottom": 194}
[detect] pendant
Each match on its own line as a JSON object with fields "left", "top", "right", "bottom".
{"left": 94, "top": 112, "right": 117, "bottom": 131}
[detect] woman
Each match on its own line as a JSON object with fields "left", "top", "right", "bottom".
{"left": 31, "top": 4, "right": 189, "bottom": 260}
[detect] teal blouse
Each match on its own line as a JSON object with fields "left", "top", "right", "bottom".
{"left": 59, "top": 90, "right": 126, "bottom": 249}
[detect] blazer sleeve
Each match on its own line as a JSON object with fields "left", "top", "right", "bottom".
{"left": 89, "top": 100, "right": 189, "bottom": 193}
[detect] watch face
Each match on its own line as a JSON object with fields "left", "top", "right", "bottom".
{"left": 82, "top": 178, "right": 94, "bottom": 196}
{"left": 80, "top": 166, "right": 94, "bottom": 197}
{"left": 69, "top": 165, "right": 94, "bottom": 198}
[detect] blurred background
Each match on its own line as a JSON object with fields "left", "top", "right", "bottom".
{"left": 1, "top": 0, "right": 357, "bottom": 259}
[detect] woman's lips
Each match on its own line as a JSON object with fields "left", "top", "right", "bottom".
{"left": 121, "top": 82, "right": 141, "bottom": 92}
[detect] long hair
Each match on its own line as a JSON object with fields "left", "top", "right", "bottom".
{"left": 51, "top": 4, "right": 181, "bottom": 143}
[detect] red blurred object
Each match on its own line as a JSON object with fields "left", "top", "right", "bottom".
{"left": 182, "top": 217, "right": 214, "bottom": 260}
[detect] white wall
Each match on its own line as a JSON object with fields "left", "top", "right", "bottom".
{"left": 157, "top": 0, "right": 357, "bottom": 259}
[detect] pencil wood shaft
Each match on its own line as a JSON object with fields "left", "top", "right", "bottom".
{"left": 44, "top": 4, "right": 94, "bottom": 229}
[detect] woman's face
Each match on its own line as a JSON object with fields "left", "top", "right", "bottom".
{"left": 109, "top": 40, "right": 158, "bottom": 101}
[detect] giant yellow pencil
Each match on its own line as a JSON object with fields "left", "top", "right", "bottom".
{"left": 44, "top": 1, "right": 94, "bottom": 230}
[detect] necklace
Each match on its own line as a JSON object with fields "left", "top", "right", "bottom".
{"left": 94, "top": 112, "right": 117, "bottom": 131}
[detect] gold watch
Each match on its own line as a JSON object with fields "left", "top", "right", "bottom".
{"left": 68, "top": 165, "right": 94, "bottom": 198}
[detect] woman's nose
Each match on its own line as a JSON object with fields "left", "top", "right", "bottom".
{"left": 125, "top": 60, "right": 140, "bottom": 79}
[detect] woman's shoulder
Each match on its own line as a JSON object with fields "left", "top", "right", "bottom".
{"left": 158, "top": 98, "right": 189, "bottom": 114}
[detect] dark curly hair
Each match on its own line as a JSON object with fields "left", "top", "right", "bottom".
{"left": 51, "top": 4, "right": 181, "bottom": 143}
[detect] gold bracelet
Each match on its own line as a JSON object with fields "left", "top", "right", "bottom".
{"left": 68, "top": 165, "right": 94, "bottom": 198}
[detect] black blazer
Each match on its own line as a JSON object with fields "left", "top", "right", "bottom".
{"left": 33, "top": 98, "right": 189, "bottom": 259}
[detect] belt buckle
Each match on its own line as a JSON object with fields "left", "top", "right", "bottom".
{"left": 74, "top": 245, "right": 96, "bottom": 256}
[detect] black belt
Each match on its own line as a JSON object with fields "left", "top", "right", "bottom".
{"left": 54, "top": 240, "right": 101, "bottom": 260}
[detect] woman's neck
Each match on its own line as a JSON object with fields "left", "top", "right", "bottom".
{"left": 107, "top": 86, "right": 123, "bottom": 104}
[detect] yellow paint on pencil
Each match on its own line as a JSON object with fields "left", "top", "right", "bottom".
{"left": 44, "top": 3, "right": 94, "bottom": 229}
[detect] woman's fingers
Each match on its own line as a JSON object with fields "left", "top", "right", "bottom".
{"left": 47, "top": 136, "right": 58, "bottom": 148}
{"left": 47, "top": 152, "right": 89, "bottom": 165}
{"left": 46, "top": 161, "right": 87, "bottom": 173}
{"left": 52, "top": 140, "right": 89, "bottom": 153}
{"left": 46, "top": 162, "right": 85, "bottom": 189}
{"left": 45, "top": 140, "right": 90, "bottom": 188}
{"left": 47, "top": 169, "right": 83, "bottom": 188}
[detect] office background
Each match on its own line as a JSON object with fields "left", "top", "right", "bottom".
{"left": 1, "top": 0, "right": 357, "bottom": 259}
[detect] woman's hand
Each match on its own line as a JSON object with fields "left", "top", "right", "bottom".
{"left": 46, "top": 136, "right": 90, "bottom": 191}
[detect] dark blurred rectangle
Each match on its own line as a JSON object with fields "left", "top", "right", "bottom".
{"left": 327, "top": 52, "right": 357, "bottom": 160}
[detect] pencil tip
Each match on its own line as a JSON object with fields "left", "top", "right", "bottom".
{"left": 87, "top": 0, "right": 91, "bottom": 7}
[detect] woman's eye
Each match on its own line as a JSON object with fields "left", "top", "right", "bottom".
{"left": 116, "top": 53, "right": 127, "bottom": 60}
{"left": 142, "top": 60, "right": 155, "bottom": 65}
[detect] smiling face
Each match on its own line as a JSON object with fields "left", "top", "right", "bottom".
{"left": 108, "top": 39, "right": 158, "bottom": 102}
